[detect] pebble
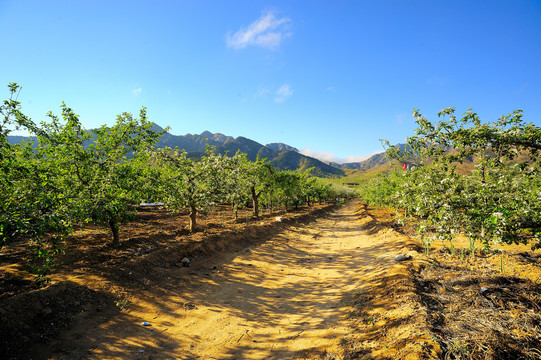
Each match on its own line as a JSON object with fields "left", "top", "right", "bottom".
{"left": 394, "top": 254, "right": 412, "bottom": 262}
{"left": 480, "top": 287, "right": 488, "bottom": 295}
{"left": 181, "top": 257, "right": 191, "bottom": 267}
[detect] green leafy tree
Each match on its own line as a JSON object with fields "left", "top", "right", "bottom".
{"left": 36, "top": 104, "right": 162, "bottom": 246}
{"left": 238, "top": 155, "right": 274, "bottom": 218}
{"left": 384, "top": 107, "right": 541, "bottom": 249}
{"left": 1, "top": 84, "right": 72, "bottom": 282}
{"left": 155, "top": 146, "right": 239, "bottom": 231}
{"left": 272, "top": 171, "right": 304, "bottom": 210}
{"left": 358, "top": 171, "right": 402, "bottom": 208}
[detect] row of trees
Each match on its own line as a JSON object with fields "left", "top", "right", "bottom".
{"left": 360, "top": 107, "right": 541, "bottom": 251}
{"left": 1, "top": 83, "right": 355, "bottom": 282}
{"left": 142, "top": 145, "right": 354, "bottom": 231}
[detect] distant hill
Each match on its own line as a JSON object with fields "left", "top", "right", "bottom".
{"left": 155, "top": 128, "right": 344, "bottom": 177}
{"left": 265, "top": 143, "right": 299, "bottom": 152}
{"left": 338, "top": 152, "right": 388, "bottom": 170}
{"left": 269, "top": 150, "right": 344, "bottom": 177}
{"left": 6, "top": 123, "right": 345, "bottom": 177}
{"left": 335, "top": 144, "right": 409, "bottom": 184}
{"left": 335, "top": 144, "right": 413, "bottom": 171}
{"left": 7, "top": 135, "right": 37, "bottom": 147}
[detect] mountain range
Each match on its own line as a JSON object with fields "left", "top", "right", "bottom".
{"left": 7, "top": 123, "right": 390, "bottom": 177}
{"left": 150, "top": 124, "right": 345, "bottom": 177}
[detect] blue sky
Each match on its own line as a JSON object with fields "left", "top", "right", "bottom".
{"left": 1, "top": 1, "right": 540, "bottom": 163}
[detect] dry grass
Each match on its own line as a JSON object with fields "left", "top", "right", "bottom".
{"left": 348, "top": 205, "right": 541, "bottom": 360}
{"left": 417, "top": 249, "right": 541, "bottom": 360}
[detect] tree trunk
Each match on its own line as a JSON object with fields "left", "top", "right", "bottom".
{"left": 109, "top": 220, "right": 120, "bottom": 247}
{"left": 251, "top": 186, "right": 259, "bottom": 218}
{"left": 189, "top": 203, "right": 197, "bottom": 232}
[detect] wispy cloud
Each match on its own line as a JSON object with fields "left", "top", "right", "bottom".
{"left": 226, "top": 10, "right": 292, "bottom": 50}
{"left": 300, "top": 147, "right": 379, "bottom": 164}
{"left": 274, "top": 83, "right": 293, "bottom": 103}
{"left": 132, "top": 87, "right": 143, "bottom": 96}
{"left": 256, "top": 85, "right": 271, "bottom": 98}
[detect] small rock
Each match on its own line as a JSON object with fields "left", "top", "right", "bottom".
{"left": 275, "top": 216, "right": 282, "bottom": 222}
{"left": 480, "top": 287, "right": 488, "bottom": 295}
{"left": 181, "top": 257, "right": 191, "bottom": 267}
{"left": 395, "top": 254, "right": 412, "bottom": 262}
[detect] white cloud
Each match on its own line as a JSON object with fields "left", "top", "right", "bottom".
{"left": 274, "top": 83, "right": 292, "bottom": 103}
{"left": 226, "top": 10, "right": 292, "bottom": 50}
{"left": 326, "top": 85, "right": 336, "bottom": 92}
{"left": 342, "top": 154, "right": 374, "bottom": 163}
{"left": 132, "top": 88, "right": 142, "bottom": 96}
{"left": 300, "top": 148, "right": 339, "bottom": 163}
{"left": 300, "top": 147, "right": 380, "bottom": 164}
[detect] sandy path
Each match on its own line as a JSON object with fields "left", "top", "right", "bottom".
{"left": 55, "top": 201, "right": 399, "bottom": 359}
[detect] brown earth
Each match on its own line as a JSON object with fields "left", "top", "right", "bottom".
{"left": 1, "top": 201, "right": 540, "bottom": 359}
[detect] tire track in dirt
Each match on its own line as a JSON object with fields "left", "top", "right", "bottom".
{"left": 51, "top": 200, "right": 432, "bottom": 359}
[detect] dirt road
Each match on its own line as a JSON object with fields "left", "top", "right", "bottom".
{"left": 50, "top": 201, "right": 418, "bottom": 359}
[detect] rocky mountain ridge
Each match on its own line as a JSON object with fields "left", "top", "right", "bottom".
{"left": 7, "top": 123, "right": 397, "bottom": 177}
{"left": 152, "top": 125, "right": 344, "bottom": 177}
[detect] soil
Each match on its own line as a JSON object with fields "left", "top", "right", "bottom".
{"left": 1, "top": 201, "right": 540, "bottom": 359}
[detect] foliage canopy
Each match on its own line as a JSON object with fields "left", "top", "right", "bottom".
{"left": 373, "top": 108, "right": 541, "bottom": 250}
